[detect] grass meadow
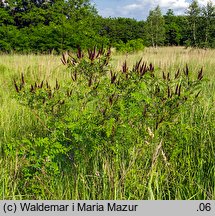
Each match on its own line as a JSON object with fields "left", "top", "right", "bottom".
{"left": 0, "top": 47, "right": 215, "bottom": 199}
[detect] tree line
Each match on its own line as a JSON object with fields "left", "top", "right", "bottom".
{"left": 0, "top": 0, "right": 214, "bottom": 53}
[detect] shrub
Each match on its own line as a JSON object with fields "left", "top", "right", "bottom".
{"left": 6, "top": 46, "right": 205, "bottom": 198}
{"left": 115, "top": 38, "right": 145, "bottom": 53}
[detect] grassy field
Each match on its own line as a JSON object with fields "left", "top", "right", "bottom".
{"left": 0, "top": 47, "right": 215, "bottom": 200}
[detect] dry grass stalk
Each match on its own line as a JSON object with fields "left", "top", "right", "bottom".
{"left": 147, "top": 127, "right": 154, "bottom": 139}
{"left": 148, "top": 139, "right": 170, "bottom": 177}
{"left": 161, "top": 149, "right": 170, "bottom": 167}
{"left": 151, "top": 140, "right": 163, "bottom": 167}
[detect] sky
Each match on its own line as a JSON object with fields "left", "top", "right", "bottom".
{"left": 91, "top": 0, "right": 215, "bottom": 20}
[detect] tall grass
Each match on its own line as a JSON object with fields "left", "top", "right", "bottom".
{"left": 0, "top": 47, "right": 215, "bottom": 200}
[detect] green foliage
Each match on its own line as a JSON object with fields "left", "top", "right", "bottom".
{"left": 186, "top": 0, "right": 201, "bottom": 47}
{"left": 5, "top": 47, "right": 207, "bottom": 198}
{"left": 115, "top": 39, "right": 145, "bottom": 53}
{"left": 164, "top": 9, "right": 182, "bottom": 46}
{"left": 0, "top": 0, "right": 109, "bottom": 53}
{"left": 99, "top": 17, "right": 145, "bottom": 44}
{"left": 201, "top": 1, "right": 215, "bottom": 48}
{"left": 145, "top": 6, "right": 166, "bottom": 47}
{"left": 4, "top": 137, "right": 68, "bottom": 196}
{"left": 184, "top": 0, "right": 215, "bottom": 48}
{"left": 0, "top": 0, "right": 215, "bottom": 52}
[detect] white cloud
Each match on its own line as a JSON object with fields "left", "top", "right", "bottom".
{"left": 118, "top": 0, "right": 190, "bottom": 19}
{"left": 198, "top": 0, "right": 215, "bottom": 6}
{"left": 94, "top": 0, "right": 215, "bottom": 20}
{"left": 157, "top": 0, "right": 189, "bottom": 9}
{"left": 122, "top": 0, "right": 189, "bottom": 13}
{"left": 123, "top": 3, "right": 142, "bottom": 11}
{"left": 98, "top": 8, "right": 116, "bottom": 17}
{"left": 120, "top": 3, "right": 143, "bottom": 16}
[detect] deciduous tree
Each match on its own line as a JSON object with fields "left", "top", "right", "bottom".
{"left": 202, "top": 0, "right": 215, "bottom": 47}
{"left": 186, "top": 0, "right": 201, "bottom": 47}
{"left": 145, "top": 6, "right": 165, "bottom": 47}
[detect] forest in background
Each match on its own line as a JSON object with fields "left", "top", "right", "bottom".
{"left": 0, "top": 0, "right": 215, "bottom": 200}
{"left": 0, "top": 0, "right": 215, "bottom": 53}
